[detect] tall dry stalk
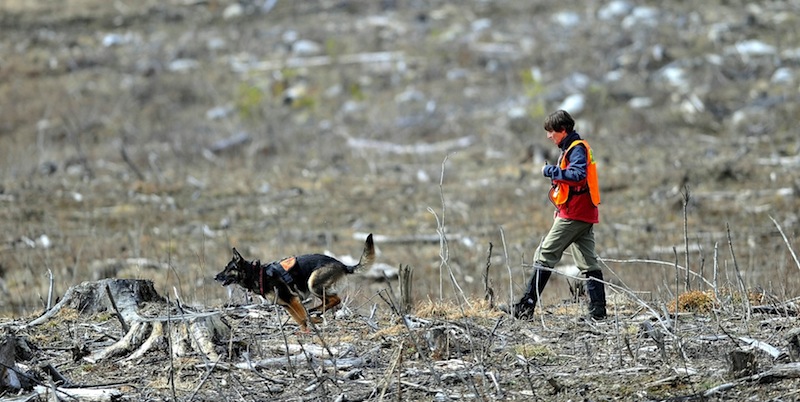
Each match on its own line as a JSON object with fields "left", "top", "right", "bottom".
{"left": 46, "top": 269, "right": 54, "bottom": 311}
{"left": 726, "top": 223, "right": 751, "bottom": 321}
{"left": 769, "top": 215, "right": 800, "bottom": 272}
{"left": 698, "top": 251, "right": 706, "bottom": 291}
{"left": 428, "top": 153, "right": 469, "bottom": 308}
{"left": 482, "top": 243, "right": 494, "bottom": 307}
{"left": 681, "top": 186, "right": 691, "bottom": 291}
{"left": 499, "top": 227, "right": 513, "bottom": 308}
{"left": 673, "top": 247, "right": 680, "bottom": 334}
{"left": 713, "top": 242, "right": 720, "bottom": 303}
{"left": 431, "top": 155, "right": 449, "bottom": 300}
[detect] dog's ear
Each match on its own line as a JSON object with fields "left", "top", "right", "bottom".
{"left": 232, "top": 247, "right": 243, "bottom": 261}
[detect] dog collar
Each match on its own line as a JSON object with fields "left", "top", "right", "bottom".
{"left": 253, "top": 260, "right": 266, "bottom": 296}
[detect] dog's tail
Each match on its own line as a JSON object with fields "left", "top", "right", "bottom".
{"left": 346, "top": 233, "right": 375, "bottom": 274}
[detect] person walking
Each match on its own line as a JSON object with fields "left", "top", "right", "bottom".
{"left": 506, "top": 109, "right": 606, "bottom": 320}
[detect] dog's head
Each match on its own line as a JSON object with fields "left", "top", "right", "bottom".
{"left": 215, "top": 248, "right": 251, "bottom": 287}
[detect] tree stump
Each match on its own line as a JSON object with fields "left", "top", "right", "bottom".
{"left": 1, "top": 333, "right": 23, "bottom": 391}
{"left": 22, "top": 279, "right": 229, "bottom": 363}
{"left": 399, "top": 265, "right": 414, "bottom": 315}
{"left": 728, "top": 348, "right": 758, "bottom": 379}
{"left": 785, "top": 328, "right": 800, "bottom": 362}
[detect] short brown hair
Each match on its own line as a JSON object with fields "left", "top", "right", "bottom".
{"left": 543, "top": 110, "right": 575, "bottom": 133}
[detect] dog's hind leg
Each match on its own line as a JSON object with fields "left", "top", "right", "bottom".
{"left": 307, "top": 266, "right": 345, "bottom": 314}
{"left": 308, "top": 294, "right": 341, "bottom": 314}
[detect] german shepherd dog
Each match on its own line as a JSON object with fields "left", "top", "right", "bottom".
{"left": 215, "top": 234, "right": 375, "bottom": 331}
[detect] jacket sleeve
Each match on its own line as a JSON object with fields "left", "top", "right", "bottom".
{"left": 546, "top": 145, "right": 588, "bottom": 183}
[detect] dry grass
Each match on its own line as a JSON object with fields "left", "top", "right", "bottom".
{"left": 414, "top": 298, "right": 501, "bottom": 320}
{"left": 8, "top": 288, "right": 799, "bottom": 401}
{"left": 1, "top": 0, "right": 799, "bottom": 321}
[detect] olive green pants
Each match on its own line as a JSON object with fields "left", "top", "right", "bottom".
{"left": 535, "top": 217, "right": 600, "bottom": 274}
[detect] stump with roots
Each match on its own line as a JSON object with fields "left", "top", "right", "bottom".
{"left": 22, "top": 278, "right": 230, "bottom": 363}
{"left": 728, "top": 349, "right": 758, "bottom": 379}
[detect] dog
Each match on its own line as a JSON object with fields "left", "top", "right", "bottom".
{"left": 215, "top": 234, "right": 375, "bottom": 331}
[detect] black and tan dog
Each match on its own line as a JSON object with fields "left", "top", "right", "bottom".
{"left": 215, "top": 234, "right": 375, "bottom": 331}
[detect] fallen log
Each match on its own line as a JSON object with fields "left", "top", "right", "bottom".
{"left": 236, "top": 355, "right": 365, "bottom": 370}
{"left": 345, "top": 136, "right": 475, "bottom": 155}
{"left": 738, "top": 336, "right": 787, "bottom": 360}
{"left": 208, "top": 131, "right": 251, "bottom": 154}
{"left": 352, "top": 232, "right": 463, "bottom": 244}
{"left": 755, "top": 362, "right": 800, "bottom": 382}
{"left": 32, "top": 385, "right": 121, "bottom": 402}
{"left": 699, "top": 334, "right": 789, "bottom": 361}
{"left": 751, "top": 304, "right": 798, "bottom": 316}
{"left": 704, "top": 362, "right": 800, "bottom": 397}
{"left": 230, "top": 51, "right": 406, "bottom": 73}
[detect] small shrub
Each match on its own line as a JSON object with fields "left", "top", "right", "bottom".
{"left": 236, "top": 82, "right": 264, "bottom": 120}
{"left": 670, "top": 290, "right": 716, "bottom": 313}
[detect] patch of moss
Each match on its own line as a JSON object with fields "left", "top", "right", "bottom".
{"left": 514, "top": 343, "right": 553, "bottom": 359}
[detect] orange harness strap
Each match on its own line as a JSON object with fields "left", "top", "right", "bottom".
{"left": 280, "top": 256, "right": 297, "bottom": 271}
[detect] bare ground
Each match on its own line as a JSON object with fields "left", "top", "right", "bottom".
{"left": 2, "top": 0, "right": 800, "bottom": 400}
{"left": 2, "top": 285, "right": 800, "bottom": 401}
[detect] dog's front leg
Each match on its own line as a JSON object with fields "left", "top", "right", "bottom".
{"left": 282, "top": 296, "right": 311, "bottom": 332}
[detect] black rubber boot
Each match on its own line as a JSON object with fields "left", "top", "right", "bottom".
{"left": 509, "top": 264, "right": 552, "bottom": 319}
{"left": 585, "top": 270, "right": 607, "bottom": 319}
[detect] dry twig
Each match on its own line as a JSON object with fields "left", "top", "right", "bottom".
{"left": 769, "top": 215, "right": 800, "bottom": 271}
{"left": 726, "top": 223, "right": 751, "bottom": 320}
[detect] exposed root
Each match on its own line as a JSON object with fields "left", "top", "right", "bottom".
{"left": 86, "top": 321, "right": 150, "bottom": 363}
{"left": 188, "top": 314, "right": 228, "bottom": 361}
{"left": 88, "top": 313, "right": 231, "bottom": 363}
{"left": 126, "top": 320, "right": 165, "bottom": 361}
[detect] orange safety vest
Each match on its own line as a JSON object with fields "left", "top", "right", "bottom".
{"left": 548, "top": 140, "right": 601, "bottom": 206}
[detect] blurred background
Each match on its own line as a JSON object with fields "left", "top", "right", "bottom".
{"left": 1, "top": 0, "right": 799, "bottom": 316}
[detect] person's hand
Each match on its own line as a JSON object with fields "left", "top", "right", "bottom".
{"left": 541, "top": 161, "right": 550, "bottom": 176}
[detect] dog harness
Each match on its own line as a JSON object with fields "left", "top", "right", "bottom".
{"left": 252, "top": 258, "right": 297, "bottom": 295}
{"left": 280, "top": 257, "right": 297, "bottom": 271}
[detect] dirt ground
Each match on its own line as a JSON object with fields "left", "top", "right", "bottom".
{"left": 2, "top": 1, "right": 800, "bottom": 400}
{"left": 3, "top": 281, "right": 800, "bottom": 401}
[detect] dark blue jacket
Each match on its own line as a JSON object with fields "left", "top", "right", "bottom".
{"left": 543, "top": 131, "right": 587, "bottom": 183}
